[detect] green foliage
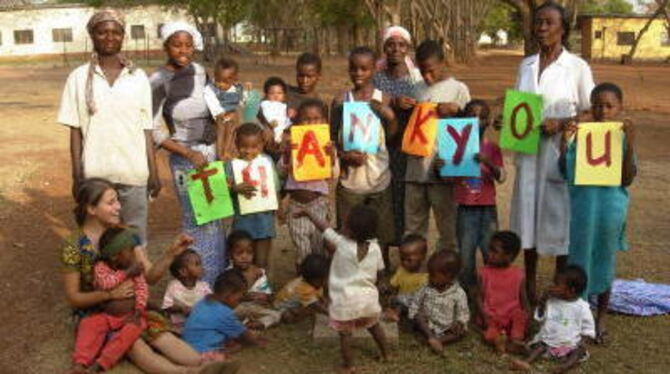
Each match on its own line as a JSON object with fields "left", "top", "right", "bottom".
{"left": 480, "top": 1, "right": 523, "bottom": 44}
{"left": 579, "top": 0, "right": 635, "bottom": 15}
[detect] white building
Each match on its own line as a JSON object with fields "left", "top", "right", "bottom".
{"left": 0, "top": 1, "right": 193, "bottom": 58}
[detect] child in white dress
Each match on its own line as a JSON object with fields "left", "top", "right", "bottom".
{"left": 297, "top": 203, "right": 389, "bottom": 373}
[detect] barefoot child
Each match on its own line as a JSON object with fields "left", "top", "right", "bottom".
{"left": 162, "top": 249, "right": 212, "bottom": 333}
{"left": 409, "top": 250, "right": 469, "bottom": 355}
{"left": 452, "top": 100, "right": 505, "bottom": 294}
{"left": 278, "top": 99, "right": 339, "bottom": 269}
{"left": 401, "top": 39, "right": 471, "bottom": 252}
{"left": 511, "top": 265, "right": 595, "bottom": 373}
{"left": 227, "top": 230, "right": 281, "bottom": 329}
{"left": 226, "top": 123, "right": 279, "bottom": 270}
{"left": 298, "top": 204, "right": 389, "bottom": 373}
{"left": 182, "top": 269, "right": 266, "bottom": 357}
{"left": 72, "top": 227, "right": 149, "bottom": 372}
{"left": 331, "top": 46, "right": 398, "bottom": 267}
{"left": 384, "top": 234, "right": 428, "bottom": 321}
{"left": 476, "top": 231, "right": 529, "bottom": 355}
{"left": 562, "top": 83, "right": 637, "bottom": 343}
{"left": 273, "top": 254, "right": 330, "bottom": 323}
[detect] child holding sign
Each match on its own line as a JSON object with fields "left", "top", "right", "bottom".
{"left": 562, "top": 83, "right": 637, "bottom": 343}
{"left": 278, "top": 99, "right": 339, "bottom": 270}
{"left": 402, "top": 40, "right": 471, "bottom": 252}
{"left": 226, "top": 123, "right": 279, "bottom": 270}
{"left": 331, "top": 46, "right": 398, "bottom": 265}
{"left": 438, "top": 100, "right": 505, "bottom": 295}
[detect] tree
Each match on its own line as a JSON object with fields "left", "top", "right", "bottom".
{"left": 626, "top": 0, "right": 670, "bottom": 62}
{"left": 580, "top": 0, "right": 634, "bottom": 14}
{"left": 480, "top": 1, "right": 523, "bottom": 45}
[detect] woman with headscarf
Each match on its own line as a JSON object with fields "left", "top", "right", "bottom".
{"left": 57, "top": 8, "right": 160, "bottom": 244}
{"left": 509, "top": 2, "right": 595, "bottom": 303}
{"left": 372, "top": 26, "right": 424, "bottom": 246}
{"left": 150, "top": 22, "right": 227, "bottom": 286}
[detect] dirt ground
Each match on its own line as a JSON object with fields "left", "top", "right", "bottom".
{"left": 0, "top": 51, "right": 668, "bottom": 373}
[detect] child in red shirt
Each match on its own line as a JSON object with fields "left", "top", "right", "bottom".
{"left": 476, "top": 231, "right": 529, "bottom": 355}
{"left": 453, "top": 100, "right": 505, "bottom": 293}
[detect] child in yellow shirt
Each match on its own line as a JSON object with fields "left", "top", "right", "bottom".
{"left": 385, "top": 234, "right": 428, "bottom": 321}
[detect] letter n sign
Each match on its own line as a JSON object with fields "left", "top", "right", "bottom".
{"left": 500, "top": 89, "right": 543, "bottom": 154}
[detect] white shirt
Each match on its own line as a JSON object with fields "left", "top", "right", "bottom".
{"left": 339, "top": 89, "right": 391, "bottom": 194}
{"left": 57, "top": 64, "right": 152, "bottom": 186}
{"left": 161, "top": 279, "right": 212, "bottom": 327}
{"left": 324, "top": 228, "right": 384, "bottom": 321}
{"left": 531, "top": 298, "right": 596, "bottom": 348}
{"left": 405, "top": 77, "right": 471, "bottom": 183}
{"left": 260, "top": 100, "right": 291, "bottom": 143}
{"left": 510, "top": 49, "right": 595, "bottom": 255}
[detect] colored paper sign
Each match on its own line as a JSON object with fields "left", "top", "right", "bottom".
{"left": 342, "top": 102, "right": 381, "bottom": 154}
{"left": 575, "top": 122, "right": 623, "bottom": 186}
{"left": 500, "top": 90, "right": 543, "bottom": 154}
{"left": 401, "top": 103, "right": 438, "bottom": 157}
{"left": 231, "top": 157, "right": 279, "bottom": 214}
{"left": 186, "top": 161, "right": 234, "bottom": 225}
{"left": 290, "top": 124, "right": 332, "bottom": 182}
{"left": 438, "top": 117, "right": 481, "bottom": 177}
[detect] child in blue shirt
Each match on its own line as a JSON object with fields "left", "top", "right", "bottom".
{"left": 182, "top": 269, "right": 266, "bottom": 356}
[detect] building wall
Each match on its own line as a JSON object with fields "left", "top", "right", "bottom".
{"left": 584, "top": 17, "right": 670, "bottom": 60}
{"left": 0, "top": 5, "right": 191, "bottom": 57}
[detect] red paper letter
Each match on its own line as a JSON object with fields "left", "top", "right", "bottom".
{"left": 296, "top": 130, "right": 325, "bottom": 167}
{"left": 349, "top": 113, "right": 370, "bottom": 143}
{"left": 410, "top": 106, "right": 435, "bottom": 144}
{"left": 191, "top": 168, "right": 218, "bottom": 203}
{"left": 586, "top": 130, "right": 612, "bottom": 167}
{"left": 510, "top": 102, "right": 533, "bottom": 140}
{"left": 447, "top": 124, "right": 473, "bottom": 165}
{"left": 242, "top": 164, "right": 269, "bottom": 198}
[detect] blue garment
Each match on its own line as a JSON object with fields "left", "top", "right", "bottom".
{"left": 225, "top": 156, "right": 278, "bottom": 240}
{"left": 456, "top": 205, "right": 497, "bottom": 287}
{"left": 170, "top": 149, "right": 227, "bottom": 286}
{"left": 207, "top": 82, "right": 244, "bottom": 113}
{"left": 182, "top": 298, "right": 246, "bottom": 353}
{"left": 565, "top": 141, "right": 632, "bottom": 297}
{"left": 608, "top": 279, "right": 670, "bottom": 316}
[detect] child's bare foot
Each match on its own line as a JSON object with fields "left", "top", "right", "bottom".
{"left": 509, "top": 358, "right": 532, "bottom": 371}
{"left": 495, "top": 334, "right": 507, "bottom": 355}
{"left": 383, "top": 308, "right": 400, "bottom": 322}
{"left": 428, "top": 337, "right": 445, "bottom": 355}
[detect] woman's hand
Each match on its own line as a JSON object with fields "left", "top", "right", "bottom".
{"left": 109, "top": 280, "right": 135, "bottom": 300}
{"left": 186, "top": 150, "right": 208, "bottom": 169}
{"left": 168, "top": 233, "right": 194, "bottom": 258}
{"left": 370, "top": 100, "right": 394, "bottom": 122}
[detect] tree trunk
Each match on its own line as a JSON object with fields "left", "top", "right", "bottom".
{"left": 626, "top": 0, "right": 669, "bottom": 62}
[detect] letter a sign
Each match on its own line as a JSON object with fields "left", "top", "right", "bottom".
{"left": 500, "top": 90, "right": 543, "bottom": 154}
{"left": 575, "top": 122, "right": 623, "bottom": 186}
{"left": 342, "top": 102, "right": 380, "bottom": 154}
{"left": 291, "top": 124, "right": 332, "bottom": 181}
{"left": 402, "top": 103, "right": 438, "bottom": 157}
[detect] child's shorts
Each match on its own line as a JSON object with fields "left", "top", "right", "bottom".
{"left": 484, "top": 308, "right": 528, "bottom": 342}
{"left": 329, "top": 315, "right": 379, "bottom": 333}
{"left": 232, "top": 211, "right": 275, "bottom": 239}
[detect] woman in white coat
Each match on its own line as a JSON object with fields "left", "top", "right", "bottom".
{"left": 509, "top": 2, "right": 595, "bottom": 303}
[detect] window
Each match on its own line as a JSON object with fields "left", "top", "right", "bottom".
{"left": 14, "top": 29, "right": 34, "bottom": 45}
{"left": 52, "top": 28, "right": 73, "bottom": 42}
{"left": 617, "top": 31, "right": 635, "bottom": 46}
{"left": 130, "top": 25, "right": 145, "bottom": 40}
{"left": 594, "top": 31, "right": 603, "bottom": 39}
{"left": 157, "top": 23, "right": 164, "bottom": 38}
{"left": 662, "top": 30, "right": 670, "bottom": 47}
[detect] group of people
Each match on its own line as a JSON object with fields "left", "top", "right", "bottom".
{"left": 58, "top": 2, "right": 637, "bottom": 373}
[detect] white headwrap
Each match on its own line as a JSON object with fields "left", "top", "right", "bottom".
{"left": 160, "top": 22, "right": 204, "bottom": 51}
{"left": 382, "top": 25, "right": 412, "bottom": 45}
